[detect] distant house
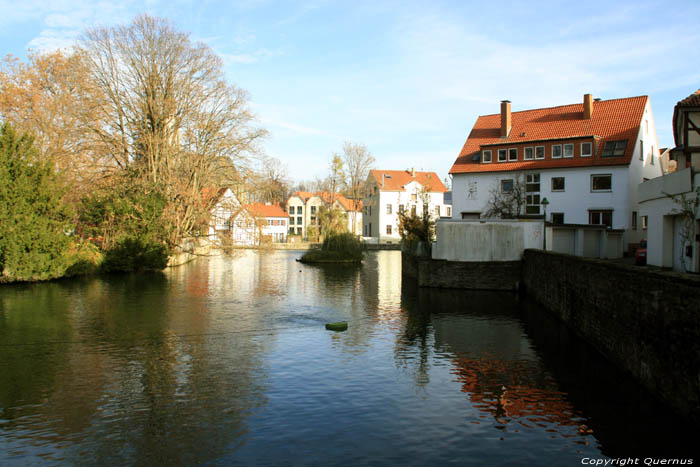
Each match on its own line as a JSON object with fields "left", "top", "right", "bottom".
{"left": 205, "top": 187, "right": 242, "bottom": 237}
{"left": 449, "top": 94, "right": 663, "bottom": 251}
{"left": 639, "top": 89, "right": 700, "bottom": 272}
{"left": 362, "top": 169, "right": 449, "bottom": 243}
{"left": 285, "top": 191, "right": 362, "bottom": 239}
{"left": 245, "top": 203, "right": 288, "bottom": 243}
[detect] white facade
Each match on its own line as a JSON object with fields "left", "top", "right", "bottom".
{"left": 639, "top": 168, "right": 700, "bottom": 273}
{"left": 451, "top": 100, "right": 663, "bottom": 250}
{"left": 208, "top": 188, "right": 241, "bottom": 237}
{"left": 363, "top": 179, "right": 449, "bottom": 244}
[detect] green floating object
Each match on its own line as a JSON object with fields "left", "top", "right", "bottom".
{"left": 325, "top": 321, "right": 348, "bottom": 332}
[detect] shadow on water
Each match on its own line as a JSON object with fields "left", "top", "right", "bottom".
{"left": 399, "top": 282, "right": 700, "bottom": 457}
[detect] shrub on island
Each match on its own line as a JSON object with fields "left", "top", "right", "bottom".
{"left": 299, "top": 232, "right": 364, "bottom": 263}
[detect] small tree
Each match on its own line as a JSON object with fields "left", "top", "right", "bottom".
{"left": 0, "top": 124, "right": 73, "bottom": 281}
{"left": 398, "top": 188, "right": 435, "bottom": 243}
{"left": 483, "top": 174, "right": 527, "bottom": 219}
{"left": 340, "top": 141, "right": 375, "bottom": 234}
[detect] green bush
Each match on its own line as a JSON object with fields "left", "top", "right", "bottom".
{"left": 64, "top": 241, "right": 103, "bottom": 277}
{"left": 300, "top": 232, "right": 364, "bottom": 263}
{"left": 0, "top": 124, "right": 73, "bottom": 282}
{"left": 101, "top": 236, "right": 170, "bottom": 272}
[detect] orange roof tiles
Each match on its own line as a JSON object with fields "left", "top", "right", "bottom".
{"left": 370, "top": 170, "right": 447, "bottom": 192}
{"left": 449, "top": 96, "right": 648, "bottom": 174}
{"left": 244, "top": 203, "right": 287, "bottom": 218}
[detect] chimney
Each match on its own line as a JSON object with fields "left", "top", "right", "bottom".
{"left": 583, "top": 94, "right": 593, "bottom": 119}
{"left": 411, "top": 167, "right": 415, "bottom": 177}
{"left": 500, "top": 100, "right": 511, "bottom": 137}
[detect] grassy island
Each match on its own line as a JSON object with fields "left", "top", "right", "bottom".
{"left": 299, "top": 233, "right": 364, "bottom": 264}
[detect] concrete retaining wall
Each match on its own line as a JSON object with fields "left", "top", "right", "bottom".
{"left": 522, "top": 249, "right": 700, "bottom": 422}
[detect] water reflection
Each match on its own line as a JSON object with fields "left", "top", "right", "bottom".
{"left": 0, "top": 251, "right": 697, "bottom": 465}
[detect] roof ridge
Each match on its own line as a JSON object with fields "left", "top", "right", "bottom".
{"left": 475, "top": 95, "right": 649, "bottom": 118}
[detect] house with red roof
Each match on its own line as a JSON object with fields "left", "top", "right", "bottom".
{"left": 286, "top": 191, "right": 362, "bottom": 239}
{"left": 362, "top": 169, "right": 449, "bottom": 243}
{"left": 205, "top": 187, "right": 242, "bottom": 237}
{"left": 449, "top": 94, "right": 663, "bottom": 250}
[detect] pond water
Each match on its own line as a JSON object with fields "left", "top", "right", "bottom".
{"left": 0, "top": 251, "right": 697, "bottom": 465}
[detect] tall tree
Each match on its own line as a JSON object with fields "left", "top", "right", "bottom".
{"left": 340, "top": 141, "right": 375, "bottom": 234}
{"left": 79, "top": 14, "right": 266, "bottom": 244}
{"left": 0, "top": 124, "right": 73, "bottom": 282}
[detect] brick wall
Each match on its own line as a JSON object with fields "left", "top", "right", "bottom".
{"left": 522, "top": 249, "right": 700, "bottom": 422}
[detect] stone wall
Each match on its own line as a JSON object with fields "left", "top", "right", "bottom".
{"left": 522, "top": 249, "right": 700, "bottom": 422}
{"left": 417, "top": 259, "right": 521, "bottom": 290}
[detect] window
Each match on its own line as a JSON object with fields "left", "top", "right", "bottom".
{"left": 551, "top": 213, "right": 564, "bottom": 224}
{"left": 310, "top": 216, "right": 316, "bottom": 225}
{"left": 642, "top": 216, "right": 648, "bottom": 230}
{"left": 297, "top": 216, "right": 302, "bottom": 225}
{"left": 482, "top": 150, "right": 492, "bottom": 163}
{"left": 399, "top": 204, "right": 405, "bottom": 213}
{"left": 386, "top": 204, "right": 392, "bottom": 214}
{"left": 601, "top": 140, "right": 627, "bottom": 157}
{"left": 581, "top": 142, "right": 592, "bottom": 157}
{"left": 447, "top": 206, "right": 452, "bottom": 217}
{"left": 552, "top": 145, "right": 562, "bottom": 159}
{"left": 296, "top": 227, "right": 302, "bottom": 235}
{"left": 525, "top": 173, "right": 540, "bottom": 214}
{"left": 386, "top": 225, "right": 392, "bottom": 235}
{"left": 589, "top": 210, "right": 613, "bottom": 227}
{"left": 563, "top": 144, "right": 574, "bottom": 158}
{"left": 639, "top": 140, "right": 644, "bottom": 161}
{"left": 591, "top": 174, "right": 612, "bottom": 192}
{"left": 289, "top": 217, "right": 295, "bottom": 225}
{"left": 535, "top": 146, "right": 545, "bottom": 159}
{"left": 411, "top": 205, "right": 416, "bottom": 216}
{"left": 423, "top": 203, "right": 429, "bottom": 215}
{"left": 498, "top": 149, "right": 507, "bottom": 162}
{"left": 311, "top": 206, "right": 316, "bottom": 214}
{"left": 651, "top": 145, "right": 655, "bottom": 165}
{"left": 435, "top": 206, "right": 440, "bottom": 216}
{"left": 501, "top": 179, "right": 514, "bottom": 193}
{"left": 508, "top": 148, "right": 518, "bottom": 161}
{"left": 632, "top": 211, "right": 638, "bottom": 230}
{"left": 551, "top": 177, "right": 565, "bottom": 191}
{"left": 524, "top": 147, "right": 534, "bottom": 160}
{"left": 645, "top": 119, "right": 649, "bottom": 134}
{"left": 297, "top": 206, "right": 302, "bottom": 214}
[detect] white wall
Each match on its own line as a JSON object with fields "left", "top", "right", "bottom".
{"left": 433, "top": 219, "right": 543, "bottom": 261}
{"left": 453, "top": 166, "right": 631, "bottom": 228}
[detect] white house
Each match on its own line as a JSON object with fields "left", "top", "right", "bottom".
{"left": 245, "top": 203, "right": 288, "bottom": 243}
{"left": 362, "top": 169, "right": 450, "bottom": 244}
{"left": 286, "top": 191, "right": 362, "bottom": 239}
{"left": 206, "top": 187, "right": 242, "bottom": 237}
{"left": 639, "top": 89, "right": 700, "bottom": 272}
{"left": 450, "top": 94, "right": 663, "bottom": 251}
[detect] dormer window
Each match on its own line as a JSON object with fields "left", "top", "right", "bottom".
{"left": 581, "top": 142, "right": 592, "bottom": 157}
{"left": 498, "top": 149, "right": 507, "bottom": 162}
{"left": 601, "top": 140, "right": 627, "bottom": 157}
{"left": 563, "top": 144, "right": 574, "bottom": 158}
{"left": 552, "top": 145, "right": 562, "bottom": 159}
{"left": 482, "top": 150, "right": 492, "bottom": 163}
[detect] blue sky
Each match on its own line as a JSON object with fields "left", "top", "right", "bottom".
{"left": 1, "top": 0, "right": 699, "bottom": 183}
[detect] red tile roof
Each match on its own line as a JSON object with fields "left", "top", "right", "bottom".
{"left": 370, "top": 170, "right": 447, "bottom": 192}
{"left": 449, "top": 96, "right": 648, "bottom": 174}
{"left": 677, "top": 89, "right": 700, "bottom": 107}
{"left": 244, "top": 203, "right": 287, "bottom": 218}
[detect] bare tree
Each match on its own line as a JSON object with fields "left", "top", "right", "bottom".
{"left": 78, "top": 14, "right": 267, "bottom": 244}
{"left": 340, "top": 141, "right": 375, "bottom": 234}
{"left": 248, "top": 155, "right": 291, "bottom": 203}
{"left": 483, "top": 173, "right": 527, "bottom": 219}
